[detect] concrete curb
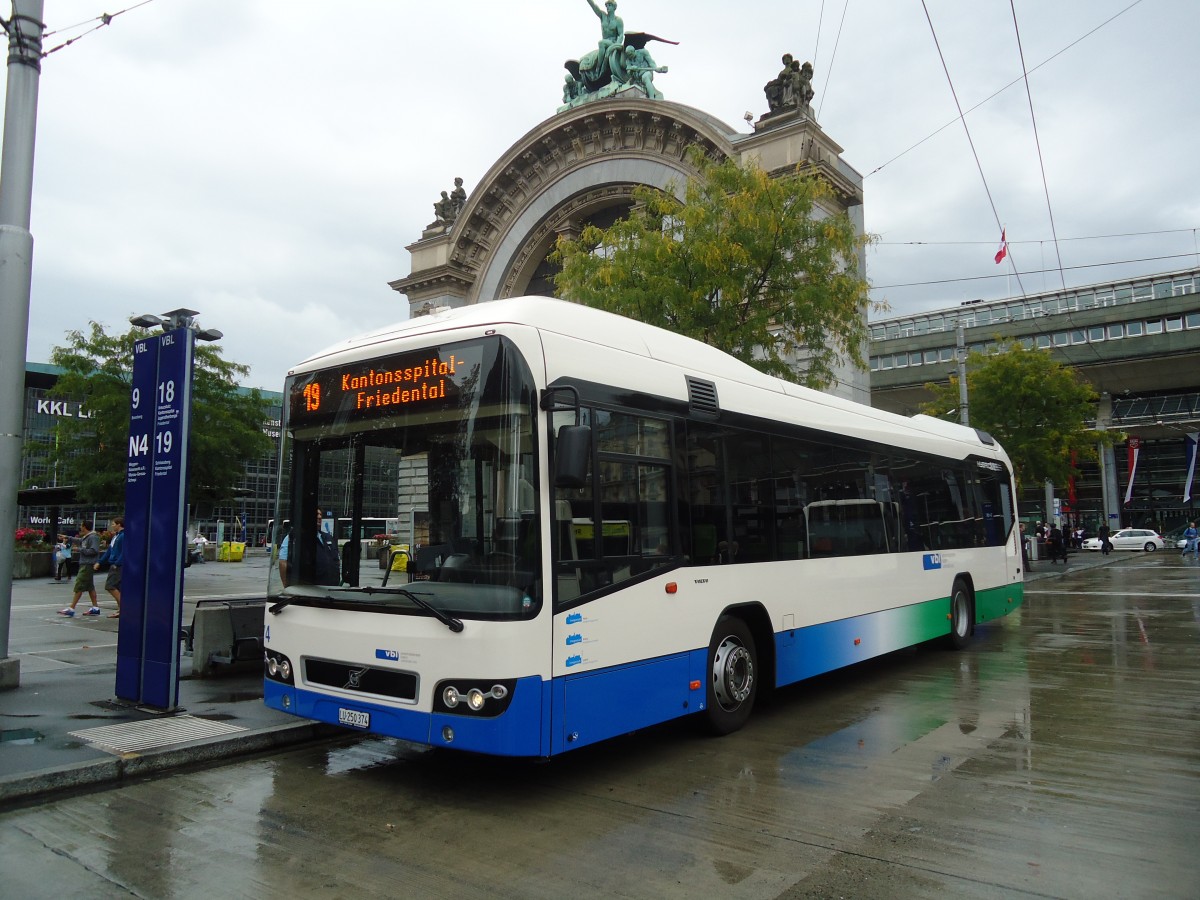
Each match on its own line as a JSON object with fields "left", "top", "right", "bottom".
{"left": 0, "top": 721, "right": 340, "bottom": 808}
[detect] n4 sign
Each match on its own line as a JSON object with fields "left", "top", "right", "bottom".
{"left": 129, "top": 433, "right": 149, "bottom": 456}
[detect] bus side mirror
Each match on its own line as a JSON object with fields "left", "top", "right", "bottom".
{"left": 555, "top": 425, "right": 591, "bottom": 489}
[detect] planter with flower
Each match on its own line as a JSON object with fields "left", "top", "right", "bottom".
{"left": 13, "top": 527, "right": 52, "bottom": 579}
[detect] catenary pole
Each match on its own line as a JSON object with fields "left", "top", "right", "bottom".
{"left": 0, "top": 0, "right": 45, "bottom": 689}
{"left": 956, "top": 322, "right": 969, "bottom": 426}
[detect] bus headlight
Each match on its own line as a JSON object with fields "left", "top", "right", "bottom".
{"left": 264, "top": 650, "right": 295, "bottom": 685}
{"left": 433, "top": 678, "right": 517, "bottom": 717}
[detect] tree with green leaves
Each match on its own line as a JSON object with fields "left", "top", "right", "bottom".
{"left": 921, "top": 340, "right": 1108, "bottom": 488}
{"left": 41, "top": 322, "right": 274, "bottom": 508}
{"left": 551, "top": 149, "right": 879, "bottom": 387}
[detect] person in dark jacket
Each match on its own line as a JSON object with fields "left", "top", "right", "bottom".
{"left": 95, "top": 516, "right": 124, "bottom": 618}
{"left": 1047, "top": 524, "right": 1068, "bottom": 563}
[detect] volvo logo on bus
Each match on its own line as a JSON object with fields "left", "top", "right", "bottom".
{"left": 345, "top": 667, "right": 370, "bottom": 689}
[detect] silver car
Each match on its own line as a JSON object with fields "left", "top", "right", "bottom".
{"left": 1082, "top": 529, "right": 1164, "bottom": 552}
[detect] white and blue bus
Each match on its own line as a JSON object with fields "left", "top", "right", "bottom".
{"left": 264, "top": 297, "right": 1023, "bottom": 756}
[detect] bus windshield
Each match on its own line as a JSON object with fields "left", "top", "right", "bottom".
{"left": 271, "top": 335, "right": 541, "bottom": 621}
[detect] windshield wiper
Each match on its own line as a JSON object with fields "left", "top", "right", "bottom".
{"left": 269, "top": 591, "right": 336, "bottom": 615}
{"left": 269, "top": 595, "right": 294, "bottom": 615}
{"left": 269, "top": 586, "right": 465, "bottom": 633}
{"left": 356, "top": 586, "right": 465, "bottom": 633}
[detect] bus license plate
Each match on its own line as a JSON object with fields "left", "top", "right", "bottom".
{"left": 338, "top": 708, "right": 370, "bottom": 729}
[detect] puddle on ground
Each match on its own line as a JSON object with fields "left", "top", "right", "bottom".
{"left": 1, "top": 728, "right": 45, "bottom": 745}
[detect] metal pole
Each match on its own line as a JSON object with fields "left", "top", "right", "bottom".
{"left": 956, "top": 323, "right": 969, "bottom": 426}
{"left": 0, "top": 0, "right": 45, "bottom": 690}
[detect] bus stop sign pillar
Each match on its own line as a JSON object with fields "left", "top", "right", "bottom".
{"left": 116, "top": 320, "right": 197, "bottom": 709}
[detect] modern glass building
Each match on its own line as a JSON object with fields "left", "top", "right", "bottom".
{"left": 869, "top": 265, "right": 1200, "bottom": 532}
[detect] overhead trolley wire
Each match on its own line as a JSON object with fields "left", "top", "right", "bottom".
{"left": 919, "top": 0, "right": 1026, "bottom": 298}
{"left": 1008, "top": 0, "right": 1067, "bottom": 293}
{"left": 41, "top": 0, "right": 156, "bottom": 58}
{"left": 878, "top": 227, "right": 1200, "bottom": 247}
{"left": 865, "top": 0, "right": 1146, "bottom": 181}
{"left": 816, "top": 0, "right": 850, "bottom": 121}
{"left": 870, "top": 251, "right": 1199, "bottom": 291}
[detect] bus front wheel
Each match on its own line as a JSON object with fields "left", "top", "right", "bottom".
{"left": 704, "top": 615, "right": 757, "bottom": 735}
{"left": 948, "top": 579, "right": 974, "bottom": 651}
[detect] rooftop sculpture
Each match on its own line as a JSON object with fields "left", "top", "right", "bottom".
{"left": 559, "top": 1, "right": 675, "bottom": 111}
{"left": 763, "top": 52, "right": 815, "bottom": 116}
{"left": 425, "top": 177, "right": 470, "bottom": 234}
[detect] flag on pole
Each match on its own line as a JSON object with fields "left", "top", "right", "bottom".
{"left": 1124, "top": 437, "right": 1140, "bottom": 506}
{"left": 994, "top": 228, "right": 1008, "bottom": 264}
{"left": 1185, "top": 433, "right": 1199, "bottom": 503}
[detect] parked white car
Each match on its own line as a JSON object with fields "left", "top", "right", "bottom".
{"left": 1082, "top": 529, "right": 1164, "bottom": 552}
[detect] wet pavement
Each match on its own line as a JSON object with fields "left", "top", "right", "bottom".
{"left": 0, "top": 550, "right": 331, "bottom": 805}
{"left": 1, "top": 547, "right": 1197, "bottom": 897}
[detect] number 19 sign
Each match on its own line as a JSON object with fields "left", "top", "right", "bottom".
{"left": 116, "top": 327, "right": 195, "bottom": 708}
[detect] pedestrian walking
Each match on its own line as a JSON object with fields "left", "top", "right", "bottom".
{"left": 1098, "top": 523, "right": 1112, "bottom": 556}
{"left": 1182, "top": 521, "right": 1198, "bottom": 558}
{"left": 59, "top": 520, "right": 101, "bottom": 616}
{"left": 95, "top": 516, "right": 124, "bottom": 617}
{"left": 1047, "top": 524, "right": 1068, "bottom": 564}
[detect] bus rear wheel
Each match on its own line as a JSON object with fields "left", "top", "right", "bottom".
{"left": 948, "top": 579, "right": 973, "bottom": 651}
{"left": 704, "top": 615, "right": 757, "bottom": 735}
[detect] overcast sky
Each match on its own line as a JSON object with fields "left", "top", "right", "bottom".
{"left": 4, "top": 0, "right": 1196, "bottom": 389}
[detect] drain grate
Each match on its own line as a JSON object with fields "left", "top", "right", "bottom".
{"left": 69, "top": 715, "right": 246, "bottom": 754}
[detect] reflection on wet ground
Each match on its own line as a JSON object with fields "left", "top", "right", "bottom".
{"left": 2, "top": 555, "right": 1198, "bottom": 898}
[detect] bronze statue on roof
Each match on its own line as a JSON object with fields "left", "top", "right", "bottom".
{"left": 560, "top": 1, "right": 675, "bottom": 111}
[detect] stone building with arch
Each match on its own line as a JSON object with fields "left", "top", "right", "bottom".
{"left": 389, "top": 90, "right": 870, "bottom": 404}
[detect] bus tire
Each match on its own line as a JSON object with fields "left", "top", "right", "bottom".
{"left": 948, "top": 579, "right": 973, "bottom": 651}
{"left": 704, "top": 615, "right": 758, "bottom": 735}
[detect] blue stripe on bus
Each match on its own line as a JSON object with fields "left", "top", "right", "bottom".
{"left": 550, "top": 650, "right": 702, "bottom": 754}
{"left": 264, "top": 674, "right": 547, "bottom": 757}
{"left": 774, "top": 599, "right": 951, "bottom": 686}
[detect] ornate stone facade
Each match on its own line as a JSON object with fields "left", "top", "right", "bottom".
{"left": 391, "top": 96, "right": 869, "bottom": 402}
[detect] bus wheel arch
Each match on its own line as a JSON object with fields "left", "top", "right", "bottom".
{"left": 948, "top": 575, "right": 975, "bottom": 650}
{"left": 703, "top": 604, "right": 771, "bottom": 735}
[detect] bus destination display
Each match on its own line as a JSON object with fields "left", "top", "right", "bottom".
{"left": 290, "top": 350, "right": 467, "bottom": 426}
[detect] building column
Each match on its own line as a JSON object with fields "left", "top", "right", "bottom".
{"left": 1095, "top": 392, "right": 1120, "bottom": 530}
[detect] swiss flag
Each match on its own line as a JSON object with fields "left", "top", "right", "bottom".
{"left": 994, "top": 228, "right": 1008, "bottom": 264}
